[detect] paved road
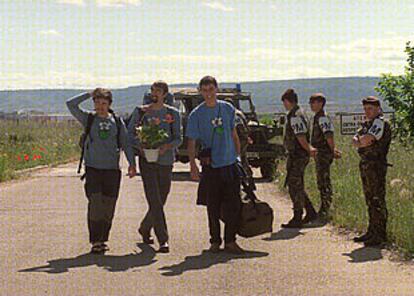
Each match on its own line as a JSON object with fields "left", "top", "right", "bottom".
{"left": 1, "top": 160, "right": 413, "bottom": 296}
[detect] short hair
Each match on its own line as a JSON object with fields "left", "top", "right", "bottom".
{"left": 309, "top": 93, "right": 326, "bottom": 107}
{"left": 92, "top": 88, "right": 112, "bottom": 103}
{"left": 199, "top": 76, "right": 218, "bottom": 89}
{"left": 281, "top": 88, "right": 298, "bottom": 104}
{"left": 362, "top": 96, "right": 381, "bottom": 107}
{"left": 151, "top": 80, "right": 169, "bottom": 94}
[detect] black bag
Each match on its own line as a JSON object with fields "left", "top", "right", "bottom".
{"left": 237, "top": 181, "right": 274, "bottom": 238}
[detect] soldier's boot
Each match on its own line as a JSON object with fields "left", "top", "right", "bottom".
{"left": 353, "top": 232, "right": 373, "bottom": 243}
{"left": 364, "top": 225, "right": 387, "bottom": 247}
{"left": 317, "top": 201, "right": 331, "bottom": 222}
{"left": 354, "top": 219, "right": 375, "bottom": 243}
{"left": 302, "top": 201, "right": 318, "bottom": 224}
{"left": 281, "top": 210, "right": 303, "bottom": 228}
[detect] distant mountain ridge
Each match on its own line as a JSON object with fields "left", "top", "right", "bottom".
{"left": 0, "top": 77, "right": 384, "bottom": 114}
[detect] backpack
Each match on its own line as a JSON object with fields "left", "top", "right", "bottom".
{"left": 78, "top": 113, "right": 122, "bottom": 178}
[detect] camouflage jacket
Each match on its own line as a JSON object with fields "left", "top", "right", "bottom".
{"left": 357, "top": 115, "right": 392, "bottom": 163}
{"left": 284, "top": 105, "right": 310, "bottom": 157}
{"left": 311, "top": 110, "right": 334, "bottom": 154}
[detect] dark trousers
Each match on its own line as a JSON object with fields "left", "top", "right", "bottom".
{"left": 84, "top": 166, "right": 121, "bottom": 243}
{"left": 315, "top": 152, "right": 333, "bottom": 211}
{"left": 286, "top": 155, "right": 313, "bottom": 213}
{"left": 138, "top": 157, "right": 172, "bottom": 244}
{"left": 359, "top": 161, "right": 388, "bottom": 238}
{"left": 201, "top": 165, "right": 241, "bottom": 245}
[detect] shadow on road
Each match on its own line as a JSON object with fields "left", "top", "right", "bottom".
{"left": 263, "top": 228, "right": 305, "bottom": 241}
{"left": 342, "top": 246, "right": 383, "bottom": 263}
{"left": 159, "top": 249, "right": 269, "bottom": 276}
{"left": 18, "top": 243, "right": 157, "bottom": 274}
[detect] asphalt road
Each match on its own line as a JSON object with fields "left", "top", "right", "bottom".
{"left": 1, "top": 160, "right": 413, "bottom": 296}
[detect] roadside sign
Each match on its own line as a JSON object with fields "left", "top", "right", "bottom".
{"left": 338, "top": 112, "right": 395, "bottom": 135}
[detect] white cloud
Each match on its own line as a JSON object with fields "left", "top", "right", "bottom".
{"left": 56, "top": 0, "right": 85, "bottom": 6}
{"left": 202, "top": 1, "right": 234, "bottom": 12}
{"left": 128, "top": 54, "right": 227, "bottom": 64}
{"left": 96, "top": 0, "right": 142, "bottom": 7}
{"left": 39, "top": 29, "right": 63, "bottom": 38}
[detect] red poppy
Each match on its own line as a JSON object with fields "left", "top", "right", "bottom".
{"left": 24, "top": 154, "right": 29, "bottom": 161}
{"left": 17, "top": 155, "right": 22, "bottom": 161}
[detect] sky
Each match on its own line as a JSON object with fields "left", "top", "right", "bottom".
{"left": 0, "top": 0, "right": 413, "bottom": 90}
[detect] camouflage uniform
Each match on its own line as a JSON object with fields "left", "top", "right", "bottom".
{"left": 311, "top": 110, "right": 334, "bottom": 216}
{"left": 357, "top": 115, "right": 392, "bottom": 240}
{"left": 284, "top": 105, "right": 314, "bottom": 216}
{"left": 235, "top": 109, "right": 254, "bottom": 186}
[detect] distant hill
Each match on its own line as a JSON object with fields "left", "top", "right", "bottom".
{"left": 0, "top": 77, "right": 385, "bottom": 114}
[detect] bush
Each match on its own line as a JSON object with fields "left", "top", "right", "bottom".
{"left": 376, "top": 42, "right": 414, "bottom": 142}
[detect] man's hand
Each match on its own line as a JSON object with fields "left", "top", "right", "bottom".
{"left": 352, "top": 136, "right": 361, "bottom": 148}
{"left": 334, "top": 148, "right": 342, "bottom": 159}
{"left": 128, "top": 165, "right": 137, "bottom": 178}
{"left": 190, "top": 162, "right": 200, "bottom": 181}
{"left": 309, "top": 146, "right": 317, "bottom": 158}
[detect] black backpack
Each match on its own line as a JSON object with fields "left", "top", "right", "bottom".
{"left": 78, "top": 113, "right": 122, "bottom": 178}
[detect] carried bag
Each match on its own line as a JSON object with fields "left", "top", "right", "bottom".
{"left": 237, "top": 179, "right": 274, "bottom": 238}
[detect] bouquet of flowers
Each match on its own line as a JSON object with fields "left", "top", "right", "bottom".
{"left": 136, "top": 117, "right": 169, "bottom": 162}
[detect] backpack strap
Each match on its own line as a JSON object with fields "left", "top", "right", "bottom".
{"left": 113, "top": 115, "right": 122, "bottom": 149}
{"left": 78, "top": 113, "right": 95, "bottom": 175}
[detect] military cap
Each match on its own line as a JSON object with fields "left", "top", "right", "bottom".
{"left": 309, "top": 93, "right": 326, "bottom": 104}
{"left": 362, "top": 96, "right": 381, "bottom": 106}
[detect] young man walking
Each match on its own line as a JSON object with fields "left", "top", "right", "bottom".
{"left": 186, "top": 76, "right": 244, "bottom": 254}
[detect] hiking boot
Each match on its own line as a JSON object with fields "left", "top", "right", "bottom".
{"left": 364, "top": 236, "right": 386, "bottom": 247}
{"left": 353, "top": 232, "right": 372, "bottom": 243}
{"left": 302, "top": 204, "right": 318, "bottom": 224}
{"left": 281, "top": 210, "right": 303, "bottom": 228}
{"left": 157, "top": 242, "right": 170, "bottom": 253}
{"left": 209, "top": 243, "right": 221, "bottom": 253}
{"left": 138, "top": 228, "right": 154, "bottom": 245}
{"left": 224, "top": 242, "right": 244, "bottom": 254}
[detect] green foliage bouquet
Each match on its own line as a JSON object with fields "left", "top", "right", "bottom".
{"left": 135, "top": 118, "right": 169, "bottom": 149}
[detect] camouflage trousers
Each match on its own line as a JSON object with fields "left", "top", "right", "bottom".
{"left": 286, "top": 155, "right": 313, "bottom": 212}
{"left": 359, "top": 161, "right": 388, "bottom": 238}
{"left": 315, "top": 152, "right": 333, "bottom": 213}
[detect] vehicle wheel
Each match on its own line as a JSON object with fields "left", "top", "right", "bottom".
{"left": 260, "top": 162, "right": 275, "bottom": 179}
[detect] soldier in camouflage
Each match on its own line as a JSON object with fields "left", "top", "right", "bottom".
{"left": 281, "top": 89, "right": 317, "bottom": 228}
{"left": 352, "top": 96, "right": 392, "bottom": 247}
{"left": 309, "top": 93, "right": 341, "bottom": 221}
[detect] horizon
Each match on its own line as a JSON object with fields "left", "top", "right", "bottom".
{"left": 1, "top": 1, "right": 413, "bottom": 90}
{"left": 0, "top": 75, "right": 379, "bottom": 92}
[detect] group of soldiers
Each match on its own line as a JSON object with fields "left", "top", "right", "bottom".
{"left": 233, "top": 89, "right": 392, "bottom": 248}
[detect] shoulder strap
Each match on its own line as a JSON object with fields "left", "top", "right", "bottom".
{"left": 166, "top": 107, "right": 174, "bottom": 136}
{"left": 114, "top": 115, "right": 122, "bottom": 149}
{"left": 78, "top": 113, "right": 95, "bottom": 175}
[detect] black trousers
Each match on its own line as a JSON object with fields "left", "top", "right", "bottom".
{"left": 201, "top": 164, "right": 242, "bottom": 244}
{"left": 84, "top": 166, "right": 121, "bottom": 243}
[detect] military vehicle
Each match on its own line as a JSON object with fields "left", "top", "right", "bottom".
{"left": 172, "top": 87, "right": 285, "bottom": 179}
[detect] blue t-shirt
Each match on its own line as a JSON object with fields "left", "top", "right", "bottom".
{"left": 186, "top": 101, "right": 237, "bottom": 168}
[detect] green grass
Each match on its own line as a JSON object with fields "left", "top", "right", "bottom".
{"left": 279, "top": 126, "right": 414, "bottom": 254}
{"left": 0, "top": 119, "right": 82, "bottom": 182}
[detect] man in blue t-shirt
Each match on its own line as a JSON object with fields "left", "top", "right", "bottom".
{"left": 186, "top": 76, "right": 244, "bottom": 254}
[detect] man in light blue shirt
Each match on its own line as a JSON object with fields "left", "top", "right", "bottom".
{"left": 186, "top": 76, "right": 244, "bottom": 254}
